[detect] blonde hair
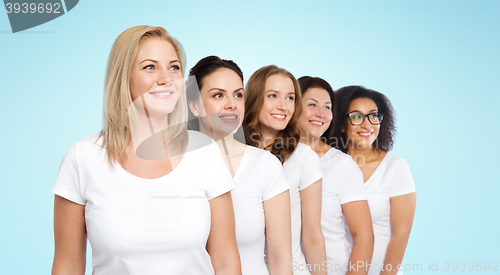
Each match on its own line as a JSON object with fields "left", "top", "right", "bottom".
{"left": 99, "top": 25, "right": 188, "bottom": 163}
{"left": 243, "top": 65, "right": 303, "bottom": 163}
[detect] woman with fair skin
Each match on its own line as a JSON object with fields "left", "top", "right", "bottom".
{"left": 187, "top": 56, "right": 292, "bottom": 275}
{"left": 51, "top": 26, "right": 241, "bottom": 275}
{"left": 243, "top": 66, "right": 326, "bottom": 275}
{"left": 297, "top": 77, "right": 374, "bottom": 275}
{"left": 331, "top": 86, "right": 416, "bottom": 275}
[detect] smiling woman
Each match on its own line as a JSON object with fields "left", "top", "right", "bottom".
{"left": 243, "top": 66, "right": 327, "bottom": 275}
{"left": 328, "top": 86, "right": 416, "bottom": 275}
{"left": 297, "top": 77, "right": 374, "bottom": 275}
{"left": 187, "top": 56, "right": 292, "bottom": 275}
{"left": 50, "top": 26, "right": 241, "bottom": 275}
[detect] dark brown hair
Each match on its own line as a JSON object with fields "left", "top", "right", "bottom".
{"left": 328, "top": 85, "right": 396, "bottom": 153}
{"left": 187, "top": 55, "right": 243, "bottom": 130}
{"left": 243, "top": 65, "right": 302, "bottom": 163}
{"left": 298, "top": 76, "right": 335, "bottom": 142}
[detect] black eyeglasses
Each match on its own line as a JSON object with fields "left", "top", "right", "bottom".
{"left": 346, "top": 112, "right": 383, "bottom": 126}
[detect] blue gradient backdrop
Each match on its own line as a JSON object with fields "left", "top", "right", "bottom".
{"left": 0, "top": 1, "right": 499, "bottom": 274}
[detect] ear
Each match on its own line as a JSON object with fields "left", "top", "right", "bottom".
{"left": 188, "top": 101, "right": 200, "bottom": 117}
{"left": 341, "top": 124, "right": 345, "bottom": 133}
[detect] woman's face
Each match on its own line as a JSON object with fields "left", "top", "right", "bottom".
{"left": 130, "top": 37, "right": 183, "bottom": 117}
{"left": 191, "top": 68, "right": 244, "bottom": 137}
{"left": 343, "top": 97, "right": 380, "bottom": 150}
{"left": 258, "top": 74, "right": 296, "bottom": 133}
{"left": 297, "top": 88, "right": 333, "bottom": 139}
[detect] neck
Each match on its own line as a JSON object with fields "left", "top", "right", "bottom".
{"left": 348, "top": 143, "right": 380, "bottom": 165}
{"left": 259, "top": 125, "right": 279, "bottom": 149}
{"left": 300, "top": 132, "right": 330, "bottom": 157}
{"left": 216, "top": 134, "right": 238, "bottom": 156}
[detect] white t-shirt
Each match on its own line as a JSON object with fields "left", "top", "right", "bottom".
{"left": 51, "top": 131, "right": 236, "bottom": 275}
{"left": 360, "top": 153, "right": 416, "bottom": 275}
{"left": 232, "top": 146, "right": 290, "bottom": 275}
{"left": 283, "top": 143, "right": 323, "bottom": 275}
{"left": 320, "top": 148, "right": 368, "bottom": 275}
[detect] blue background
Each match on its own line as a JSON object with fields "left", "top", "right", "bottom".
{"left": 1, "top": 0, "right": 499, "bottom": 274}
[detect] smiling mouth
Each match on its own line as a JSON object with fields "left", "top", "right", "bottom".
{"left": 219, "top": 114, "right": 238, "bottom": 123}
{"left": 149, "top": 90, "right": 173, "bottom": 97}
{"left": 271, "top": 114, "right": 286, "bottom": 120}
{"left": 358, "top": 131, "right": 373, "bottom": 138}
{"left": 309, "top": 120, "right": 324, "bottom": 126}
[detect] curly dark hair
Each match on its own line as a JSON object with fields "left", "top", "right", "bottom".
{"left": 298, "top": 76, "right": 335, "bottom": 143}
{"left": 328, "top": 85, "right": 396, "bottom": 153}
{"left": 243, "top": 65, "right": 302, "bottom": 163}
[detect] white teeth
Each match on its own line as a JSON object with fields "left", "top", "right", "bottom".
{"left": 358, "top": 132, "right": 372, "bottom": 136}
{"left": 151, "top": 91, "right": 173, "bottom": 95}
{"left": 220, "top": 115, "right": 237, "bottom": 119}
{"left": 310, "top": 121, "right": 323, "bottom": 126}
{"left": 271, "top": 114, "right": 285, "bottom": 119}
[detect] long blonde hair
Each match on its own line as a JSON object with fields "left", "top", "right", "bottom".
{"left": 243, "top": 65, "right": 303, "bottom": 163}
{"left": 99, "top": 25, "right": 188, "bottom": 163}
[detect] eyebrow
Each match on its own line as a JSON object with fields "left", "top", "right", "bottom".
{"left": 350, "top": 109, "right": 378, "bottom": 113}
{"left": 208, "top": 87, "right": 244, "bottom": 93}
{"left": 139, "top": 59, "right": 180, "bottom": 64}
{"left": 307, "top": 98, "right": 332, "bottom": 104}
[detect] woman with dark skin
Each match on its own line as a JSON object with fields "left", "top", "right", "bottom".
{"left": 329, "top": 86, "right": 416, "bottom": 275}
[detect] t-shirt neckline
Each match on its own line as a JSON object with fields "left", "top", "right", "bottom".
{"left": 232, "top": 145, "right": 249, "bottom": 180}
{"left": 364, "top": 152, "right": 391, "bottom": 185}
{"left": 113, "top": 135, "right": 191, "bottom": 183}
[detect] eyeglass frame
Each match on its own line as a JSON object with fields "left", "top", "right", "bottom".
{"left": 346, "top": 112, "right": 384, "bottom": 126}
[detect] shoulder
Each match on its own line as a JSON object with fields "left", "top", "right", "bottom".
{"left": 384, "top": 153, "right": 411, "bottom": 172}
{"left": 322, "top": 147, "right": 353, "bottom": 165}
{"left": 294, "top": 143, "right": 320, "bottom": 160}
{"left": 68, "top": 134, "right": 104, "bottom": 158}
{"left": 245, "top": 146, "right": 283, "bottom": 168}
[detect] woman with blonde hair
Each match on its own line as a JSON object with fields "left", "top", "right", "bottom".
{"left": 243, "top": 65, "right": 327, "bottom": 275}
{"left": 51, "top": 25, "right": 241, "bottom": 275}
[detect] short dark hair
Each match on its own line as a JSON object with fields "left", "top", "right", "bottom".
{"left": 328, "top": 85, "right": 396, "bottom": 153}
{"left": 187, "top": 55, "right": 243, "bottom": 130}
{"left": 298, "top": 76, "right": 335, "bottom": 142}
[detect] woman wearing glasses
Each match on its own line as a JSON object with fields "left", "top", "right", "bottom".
{"left": 329, "top": 86, "right": 416, "bottom": 275}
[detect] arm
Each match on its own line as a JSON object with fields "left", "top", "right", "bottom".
{"left": 52, "top": 195, "right": 87, "bottom": 275}
{"left": 380, "top": 193, "right": 417, "bottom": 275}
{"left": 207, "top": 192, "right": 242, "bottom": 275}
{"left": 342, "top": 201, "right": 374, "bottom": 275}
{"left": 264, "top": 190, "right": 293, "bottom": 275}
{"left": 300, "top": 180, "right": 327, "bottom": 275}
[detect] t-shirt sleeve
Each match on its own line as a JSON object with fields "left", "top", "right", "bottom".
{"left": 387, "top": 158, "right": 416, "bottom": 197}
{"left": 299, "top": 146, "right": 323, "bottom": 191}
{"left": 262, "top": 153, "right": 290, "bottom": 201}
{"left": 205, "top": 143, "right": 236, "bottom": 200}
{"left": 338, "top": 156, "right": 368, "bottom": 204}
{"left": 50, "top": 143, "right": 86, "bottom": 205}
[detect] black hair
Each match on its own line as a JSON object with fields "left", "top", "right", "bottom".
{"left": 329, "top": 85, "right": 396, "bottom": 153}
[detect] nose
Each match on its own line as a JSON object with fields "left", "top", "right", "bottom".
{"left": 157, "top": 69, "right": 172, "bottom": 86}
{"left": 316, "top": 108, "right": 326, "bottom": 118}
{"left": 225, "top": 96, "right": 237, "bottom": 110}
{"left": 360, "top": 115, "right": 372, "bottom": 128}
{"left": 276, "top": 97, "right": 287, "bottom": 111}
